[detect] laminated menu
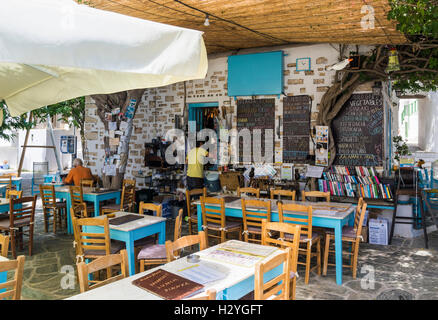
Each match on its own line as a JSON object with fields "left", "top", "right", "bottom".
{"left": 132, "top": 269, "right": 204, "bottom": 300}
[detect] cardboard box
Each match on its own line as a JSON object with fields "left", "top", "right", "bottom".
{"left": 369, "top": 218, "right": 389, "bottom": 245}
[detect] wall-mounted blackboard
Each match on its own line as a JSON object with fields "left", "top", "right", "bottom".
{"left": 332, "top": 93, "right": 384, "bottom": 167}
{"left": 282, "top": 95, "right": 311, "bottom": 163}
{"left": 236, "top": 98, "right": 275, "bottom": 163}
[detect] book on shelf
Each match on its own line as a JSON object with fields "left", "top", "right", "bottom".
{"left": 132, "top": 269, "right": 204, "bottom": 300}
{"left": 319, "top": 165, "right": 393, "bottom": 200}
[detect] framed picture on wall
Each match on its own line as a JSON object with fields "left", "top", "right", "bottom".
{"left": 296, "top": 58, "right": 311, "bottom": 71}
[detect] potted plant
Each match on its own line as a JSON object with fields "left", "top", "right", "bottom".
{"left": 392, "top": 135, "right": 411, "bottom": 169}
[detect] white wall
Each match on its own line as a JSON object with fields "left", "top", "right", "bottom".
{"left": 17, "top": 128, "right": 81, "bottom": 172}
{"left": 418, "top": 92, "right": 438, "bottom": 153}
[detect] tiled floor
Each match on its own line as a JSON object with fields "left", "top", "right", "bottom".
{"left": 5, "top": 177, "right": 438, "bottom": 300}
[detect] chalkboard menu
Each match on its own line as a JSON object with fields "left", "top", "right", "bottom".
{"left": 282, "top": 95, "right": 311, "bottom": 163}
{"left": 236, "top": 99, "right": 275, "bottom": 163}
{"left": 332, "top": 93, "right": 384, "bottom": 167}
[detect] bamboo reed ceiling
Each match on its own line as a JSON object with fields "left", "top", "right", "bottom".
{"left": 89, "top": 0, "right": 407, "bottom": 54}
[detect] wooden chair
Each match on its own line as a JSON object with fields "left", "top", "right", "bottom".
{"left": 0, "top": 234, "right": 10, "bottom": 257}
{"left": 72, "top": 216, "right": 125, "bottom": 265}
{"left": 39, "top": 184, "right": 67, "bottom": 233}
{"left": 165, "top": 231, "right": 208, "bottom": 262}
{"left": 0, "top": 255, "right": 25, "bottom": 300}
{"left": 0, "top": 196, "right": 37, "bottom": 258}
{"left": 70, "top": 203, "right": 89, "bottom": 221}
{"left": 69, "top": 185, "right": 95, "bottom": 216}
{"left": 261, "top": 220, "right": 301, "bottom": 300}
{"left": 138, "top": 202, "right": 162, "bottom": 217}
{"left": 237, "top": 187, "right": 260, "bottom": 198}
{"left": 301, "top": 190, "right": 330, "bottom": 202}
{"left": 254, "top": 247, "right": 291, "bottom": 300}
{"left": 241, "top": 199, "right": 271, "bottom": 244}
{"left": 185, "top": 188, "right": 207, "bottom": 235}
{"left": 188, "top": 289, "right": 216, "bottom": 300}
{"left": 0, "top": 175, "right": 12, "bottom": 192}
{"left": 200, "top": 196, "right": 242, "bottom": 244}
{"left": 80, "top": 179, "right": 95, "bottom": 187}
{"left": 270, "top": 189, "right": 296, "bottom": 201}
{"left": 278, "top": 202, "right": 321, "bottom": 284}
{"left": 101, "top": 179, "right": 136, "bottom": 215}
{"left": 323, "top": 199, "right": 368, "bottom": 279}
{"left": 137, "top": 209, "right": 184, "bottom": 272}
{"left": 77, "top": 249, "right": 129, "bottom": 293}
{"left": 5, "top": 190, "right": 23, "bottom": 200}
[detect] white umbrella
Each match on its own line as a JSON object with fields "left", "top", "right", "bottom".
{"left": 0, "top": 0, "right": 208, "bottom": 117}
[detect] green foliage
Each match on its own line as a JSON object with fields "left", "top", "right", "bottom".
{"left": 393, "top": 135, "right": 411, "bottom": 162}
{"left": 387, "top": 0, "right": 438, "bottom": 93}
{"left": 0, "top": 97, "right": 85, "bottom": 141}
{"left": 388, "top": 0, "right": 438, "bottom": 37}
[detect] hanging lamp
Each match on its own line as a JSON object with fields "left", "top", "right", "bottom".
{"left": 386, "top": 48, "right": 400, "bottom": 73}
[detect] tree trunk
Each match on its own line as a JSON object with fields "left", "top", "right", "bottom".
{"left": 92, "top": 89, "right": 146, "bottom": 189}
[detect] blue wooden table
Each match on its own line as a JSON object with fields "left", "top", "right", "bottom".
{"left": 54, "top": 186, "right": 121, "bottom": 234}
{"left": 0, "top": 256, "right": 8, "bottom": 294}
{"left": 84, "top": 212, "right": 166, "bottom": 276}
{"left": 0, "top": 177, "right": 22, "bottom": 197}
{"left": 196, "top": 197, "right": 355, "bottom": 285}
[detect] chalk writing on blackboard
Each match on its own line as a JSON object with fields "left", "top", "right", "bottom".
{"left": 332, "top": 93, "right": 384, "bottom": 167}
{"left": 282, "top": 95, "right": 311, "bottom": 163}
{"left": 236, "top": 99, "right": 275, "bottom": 163}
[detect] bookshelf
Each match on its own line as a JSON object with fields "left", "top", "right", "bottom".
{"left": 318, "top": 166, "right": 395, "bottom": 200}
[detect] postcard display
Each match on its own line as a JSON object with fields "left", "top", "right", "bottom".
{"left": 103, "top": 99, "right": 137, "bottom": 176}
{"left": 315, "top": 125, "right": 329, "bottom": 166}
{"left": 282, "top": 95, "right": 311, "bottom": 163}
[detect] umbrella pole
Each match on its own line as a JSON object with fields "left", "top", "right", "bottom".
{"left": 17, "top": 112, "right": 33, "bottom": 177}
{"left": 47, "top": 114, "right": 63, "bottom": 174}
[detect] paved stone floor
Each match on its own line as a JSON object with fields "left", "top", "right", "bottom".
{"left": 4, "top": 177, "right": 438, "bottom": 300}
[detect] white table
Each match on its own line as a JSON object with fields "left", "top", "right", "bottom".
{"left": 66, "top": 240, "right": 283, "bottom": 300}
{"left": 84, "top": 211, "right": 166, "bottom": 276}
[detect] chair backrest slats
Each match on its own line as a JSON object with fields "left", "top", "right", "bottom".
{"left": 301, "top": 190, "right": 330, "bottom": 202}
{"left": 165, "top": 231, "right": 207, "bottom": 262}
{"left": 270, "top": 189, "right": 296, "bottom": 201}
{"left": 77, "top": 249, "right": 128, "bottom": 293}
{"left": 0, "top": 234, "right": 10, "bottom": 257}
{"left": 9, "top": 196, "right": 37, "bottom": 226}
{"left": 237, "top": 187, "right": 260, "bottom": 198}
{"left": 186, "top": 188, "right": 207, "bottom": 219}
{"left": 241, "top": 199, "right": 271, "bottom": 242}
{"left": 138, "top": 202, "right": 162, "bottom": 217}
{"left": 278, "top": 202, "right": 313, "bottom": 237}
{"left": 200, "top": 196, "right": 225, "bottom": 228}
{"left": 254, "top": 247, "right": 290, "bottom": 300}
{"left": 72, "top": 216, "right": 111, "bottom": 256}
{"left": 261, "top": 220, "right": 301, "bottom": 278}
{"left": 0, "top": 255, "right": 25, "bottom": 300}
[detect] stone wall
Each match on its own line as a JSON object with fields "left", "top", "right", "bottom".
{"left": 84, "top": 43, "right": 374, "bottom": 186}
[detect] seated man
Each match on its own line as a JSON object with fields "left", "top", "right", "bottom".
{"left": 63, "top": 158, "right": 93, "bottom": 186}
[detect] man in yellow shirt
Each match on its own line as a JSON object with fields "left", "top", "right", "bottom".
{"left": 186, "top": 141, "right": 209, "bottom": 190}
{"left": 63, "top": 158, "right": 94, "bottom": 186}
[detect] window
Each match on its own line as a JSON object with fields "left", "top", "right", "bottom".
{"left": 398, "top": 99, "right": 418, "bottom": 145}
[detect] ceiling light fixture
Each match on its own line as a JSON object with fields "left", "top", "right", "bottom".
{"left": 204, "top": 14, "right": 209, "bottom": 26}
